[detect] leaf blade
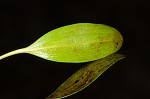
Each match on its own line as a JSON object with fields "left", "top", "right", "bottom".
{"left": 46, "top": 53, "right": 125, "bottom": 99}
{"left": 27, "top": 23, "right": 123, "bottom": 63}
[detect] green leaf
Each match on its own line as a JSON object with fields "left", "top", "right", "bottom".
{"left": 0, "top": 23, "right": 123, "bottom": 63}
{"left": 46, "top": 53, "right": 125, "bottom": 99}
{"left": 0, "top": 23, "right": 124, "bottom": 99}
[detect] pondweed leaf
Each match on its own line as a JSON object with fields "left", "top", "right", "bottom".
{"left": 46, "top": 53, "right": 125, "bottom": 99}
{"left": 0, "top": 23, "right": 123, "bottom": 63}
{"left": 0, "top": 23, "right": 124, "bottom": 99}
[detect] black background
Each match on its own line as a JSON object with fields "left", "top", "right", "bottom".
{"left": 0, "top": 0, "right": 150, "bottom": 99}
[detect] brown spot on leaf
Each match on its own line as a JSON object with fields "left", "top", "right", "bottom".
{"left": 75, "top": 80, "right": 79, "bottom": 84}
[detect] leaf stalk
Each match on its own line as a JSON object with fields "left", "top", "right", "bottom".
{"left": 0, "top": 48, "right": 27, "bottom": 60}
